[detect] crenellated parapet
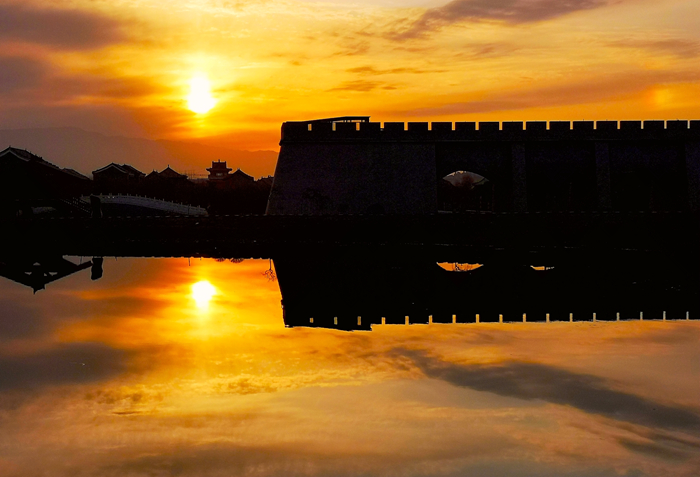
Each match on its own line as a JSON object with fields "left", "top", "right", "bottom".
{"left": 282, "top": 120, "right": 700, "bottom": 142}
{"left": 269, "top": 118, "right": 700, "bottom": 215}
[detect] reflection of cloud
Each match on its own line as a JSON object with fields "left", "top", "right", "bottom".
{"left": 0, "top": 299, "right": 49, "bottom": 340}
{"left": 389, "top": 0, "right": 609, "bottom": 40}
{"left": 0, "top": 4, "right": 125, "bottom": 50}
{"left": 80, "top": 295, "right": 171, "bottom": 320}
{"left": 608, "top": 326, "right": 700, "bottom": 345}
{"left": 399, "top": 349, "right": 700, "bottom": 432}
{"left": 0, "top": 342, "right": 129, "bottom": 391}
{"left": 102, "top": 435, "right": 516, "bottom": 477}
{"left": 101, "top": 443, "right": 363, "bottom": 476}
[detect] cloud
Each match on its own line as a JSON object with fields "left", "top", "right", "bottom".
{"left": 609, "top": 38, "right": 700, "bottom": 59}
{"left": 346, "top": 65, "right": 447, "bottom": 75}
{"left": 326, "top": 80, "right": 389, "bottom": 92}
{"left": 389, "top": 0, "right": 609, "bottom": 40}
{"left": 399, "top": 350, "right": 700, "bottom": 432}
{"left": 401, "top": 69, "right": 700, "bottom": 116}
{"left": 0, "top": 342, "right": 129, "bottom": 391}
{"left": 0, "top": 55, "right": 52, "bottom": 93}
{"left": 0, "top": 3, "right": 125, "bottom": 50}
{"left": 0, "top": 56, "right": 170, "bottom": 122}
{"left": 331, "top": 39, "right": 371, "bottom": 57}
{"left": 617, "top": 438, "right": 690, "bottom": 461}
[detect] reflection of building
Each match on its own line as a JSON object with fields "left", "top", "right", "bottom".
{"left": 274, "top": 251, "right": 699, "bottom": 331}
{"left": 207, "top": 160, "right": 232, "bottom": 180}
{"left": 0, "top": 146, "right": 91, "bottom": 201}
{"left": 0, "top": 255, "right": 95, "bottom": 293}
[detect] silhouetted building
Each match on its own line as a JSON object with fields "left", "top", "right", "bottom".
{"left": 0, "top": 146, "right": 91, "bottom": 202}
{"left": 93, "top": 163, "right": 145, "bottom": 180}
{"left": 92, "top": 163, "right": 145, "bottom": 193}
{"left": 207, "top": 160, "right": 231, "bottom": 180}
{"left": 207, "top": 166, "right": 257, "bottom": 194}
{"left": 145, "top": 165, "right": 189, "bottom": 183}
{"left": 225, "top": 168, "right": 254, "bottom": 187}
{"left": 256, "top": 176, "right": 274, "bottom": 188}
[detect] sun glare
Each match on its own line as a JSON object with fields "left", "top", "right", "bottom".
{"left": 192, "top": 280, "right": 216, "bottom": 309}
{"left": 187, "top": 75, "right": 217, "bottom": 114}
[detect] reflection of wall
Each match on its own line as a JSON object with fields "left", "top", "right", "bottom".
{"left": 267, "top": 120, "right": 700, "bottom": 215}
{"left": 274, "top": 252, "right": 699, "bottom": 331}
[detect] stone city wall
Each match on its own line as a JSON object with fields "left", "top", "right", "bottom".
{"left": 267, "top": 120, "right": 700, "bottom": 214}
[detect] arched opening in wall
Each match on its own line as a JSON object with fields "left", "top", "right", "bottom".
{"left": 438, "top": 171, "right": 494, "bottom": 212}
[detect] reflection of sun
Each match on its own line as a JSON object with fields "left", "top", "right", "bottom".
{"left": 192, "top": 280, "right": 216, "bottom": 309}
{"left": 187, "top": 75, "right": 217, "bottom": 114}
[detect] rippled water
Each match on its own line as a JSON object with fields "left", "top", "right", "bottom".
{"left": 0, "top": 258, "right": 698, "bottom": 476}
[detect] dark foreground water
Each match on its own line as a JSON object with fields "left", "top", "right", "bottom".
{"left": 0, "top": 258, "right": 698, "bottom": 477}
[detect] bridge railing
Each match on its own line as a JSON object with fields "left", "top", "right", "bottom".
{"left": 82, "top": 194, "right": 207, "bottom": 216}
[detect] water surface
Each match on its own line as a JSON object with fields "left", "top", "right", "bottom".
{"left": 0, "top": 258, "right": 698, "bottom": 476}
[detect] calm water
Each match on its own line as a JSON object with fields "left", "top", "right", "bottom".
{"left": 0, "top": 258, "right": 699, "bottom": 476}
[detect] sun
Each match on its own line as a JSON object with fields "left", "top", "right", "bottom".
{"left": 192, "top": 280, "right": 216, "bottom": 309}
{"left": 187, "top": 75, "right": 217, "bottom": 114}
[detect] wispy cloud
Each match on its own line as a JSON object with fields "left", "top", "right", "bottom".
{"left": 327, "top": 80, "right": 395, "bottom": 92}
{"left": 0, "top": 4, "right": 126, "bottom": 50}
{"left": 0, "top": 342, "right": 129, "bottom": 391}
{"left": 0, "top": 55, "right": 52, "bottom": 93}
{"left": 609, "top": 38, "right": 700, "bottom": 58}
{"left": 346, "top": 65, "right": 447, "bottom": 75}
{"left": 400, "top": 69, "right": 700, "bottom": 116}
{"left": 388, "top": 0, "right": 610, "bottom": 40}
{"left": 618, "top": 437, "right": 692, "bottom": 461}
{"left": 399, "top": 349, "right": 700, "bottom": 432}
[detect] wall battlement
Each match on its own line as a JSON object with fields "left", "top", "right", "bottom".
{"left": 269, "top": 118, "right": 700, "bottom": 215}
{"left": 282, "top": 120, "right": 700, "bottom": 142}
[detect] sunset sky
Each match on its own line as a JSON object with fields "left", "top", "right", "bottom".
{"left": 2, "top": 3, "right": 699, "bottom": 473}
{"left": 0, "top": 0, "right": 699, "bottom": 151}
{"left": 0, "top": 258, "right": 698, "bottom": 476}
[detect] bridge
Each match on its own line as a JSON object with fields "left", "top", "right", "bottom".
{"left": 83, "top": 194, "right": 207, "bottom": 216}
